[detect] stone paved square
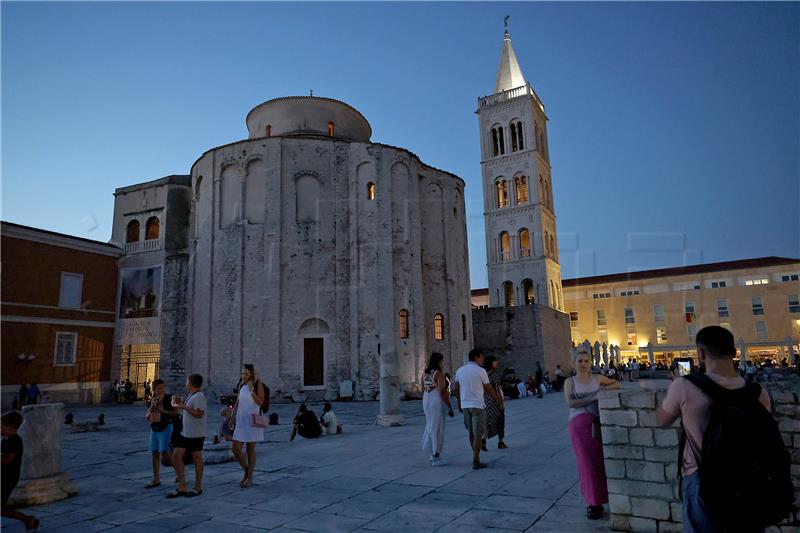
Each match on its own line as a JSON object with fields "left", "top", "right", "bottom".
{"left": 1, "top": 393, "right": 613, "bottom": 532}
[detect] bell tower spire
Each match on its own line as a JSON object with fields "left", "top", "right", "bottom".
{"left": 494, "top": 16, "right": 526, "bottom": 94}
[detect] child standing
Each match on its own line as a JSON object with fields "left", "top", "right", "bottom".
{"left": 2, "top": 411, "right": 39, "bottom": 531}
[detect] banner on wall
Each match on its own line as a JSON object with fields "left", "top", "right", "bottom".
{"left": 115, "top": 265, "right": 163, "bottom": 345}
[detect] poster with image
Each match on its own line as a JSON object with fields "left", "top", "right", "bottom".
{"left": 115, "top": 266, "right": 163, "bottom": 345}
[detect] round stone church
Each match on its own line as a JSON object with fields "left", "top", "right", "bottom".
{"left": 175, "top": 96, "right": 471, "bottom": 421}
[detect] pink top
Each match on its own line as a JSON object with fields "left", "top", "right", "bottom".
{"left": 661, "top": 372, "right": 771, "bottom": 476}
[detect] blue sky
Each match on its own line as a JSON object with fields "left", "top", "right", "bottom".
{"left": 3, "top": 2, "right": 798, "bottom": 288}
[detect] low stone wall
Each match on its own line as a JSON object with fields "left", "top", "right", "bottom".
{"left": 598, "top": 379, "right": 800, "bottom": 532}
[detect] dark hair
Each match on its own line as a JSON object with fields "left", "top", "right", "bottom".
{"left": 299, "top": 404, "right": 307, "bottom": 413}
{"left": 425, "top": 352, "right": 444, "bottom": 373}
{"left": 1, "top": 411, "right": 23, "bottom": 429}
{"left": 243, "top": 364, "right": 255, "bottom": 372}
{"left": 188, "top": 374, "right": 203, "bottom": 388}
{"left": 484, "top": 355, "right": 497, "bottom": 371}
{"left": 696, "top": 326, "right": 736, "bottom": 359}
{"left": 152, "top": 378, "right": 165, "bottom": 388}
{"left": 468, "top": 348, "right": 484, "bottom": 361}
{"left": 323, "top": 402, "right": 332, "bottom": 411}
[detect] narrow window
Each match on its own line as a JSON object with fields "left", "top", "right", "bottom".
{"left": 688, "top": 325, "right": 698, "bottom": 341}
{"left": 685, "top": 302, "right": 696, "bottom": 322}
{"left": 516, "top": 122, "right": 524, "bottom": 150}
{"left": 510, "top": 123, "right": 518, "bottom": 152}
{"left": 496, "top": 179, "right": 508, "bottom": 208}
{"left": 126, "top": 220, "right": 140, "bottom": 243}
{"left": 53, "top": 332, "right": 78, "bottom": 366}
{"left": 434, "top": 313, "right": 444, "bottom": 341}
{"left": 717, "top": 299, "right": 729, "bottom": 318}
{"left": 367, "top": 182, "right": 376, "bottom": 200}
{"left": 518, "top": 228, "right": 531, "bottom": 257}
{"left": 503, "top": 281, "right": 515, "bottom": 307}
{"left": 327, "top": 121, "right": 335, "bottom": 136}
{"left": 498, "top": 127, "right": 505, "bottom": 155}
{"left": 515, "top": 175, "right": 528, "bottom": 204}
{"left": 624, "top": 307, "right": 635, "bottom": 324}
{"left": 499, "top": 232, "right": 511, "bottom": 261}
{"left": 266, "top": 124, "right": 272, "bottom": 137}
{"left": 550, "top": 235, "right": 556, "bottom": 260}
{"left": 789, "top": 295, "right": 800, "bottom": 313}
{"left": 491, "top": 129, "right": 499, "bottom": 157}
{"left": 755, "top": 320, "right": 768, "bottom": 340}
{"left": 569, "top": 311, "right": 579, "bottom": 323}
{"left": 752, "top": 297, "right": 764, "bottom": 315}
{"left": 461, "top": 314, "right": 467, "bottom": 341}
{"left": 522, "top": 279, "right": 534, "bottom": 305}
{"left": 596, "top": 309, "right": 606, "bottom": 326}
{"left": 399, "top": 309, "right": 409, "bottom": 339}
{"left": 59, "top": 273, "right": 82, "bottom": 309}
{"left": 145, "top": 216, "right": 160, "bottom": 240}
{"left": 653, "top": 304, "right": 665, "bottom": 322}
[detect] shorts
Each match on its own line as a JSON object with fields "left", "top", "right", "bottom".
{"left": 173, "top": 434, "right": 205, "bottom": 453}
{"left": 148, "top": 425, "right": 173, "bottom": 453}
{"left": 462, "top": 408, "right": 486, "bottom": 439}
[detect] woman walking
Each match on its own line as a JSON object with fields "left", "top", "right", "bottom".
{"left": 421, "top": 352, "right": 454, "bottom": 466}
{"left": 564, "top": 348, "right": 620, "bottom": 519}
{"left": 230, "top": 364, "right": 267, "bottom": 488}
{"left": 482, "top": 355, "right": 507, "bottom": 450}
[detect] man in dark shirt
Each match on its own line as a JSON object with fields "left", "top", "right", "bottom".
{"left": 290, "top": 404, "right": 322, "bottom": 441}
{"left": 1, "top": 411, "right": 38, "bottom": 530}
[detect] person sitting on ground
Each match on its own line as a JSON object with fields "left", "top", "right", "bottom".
{"left": 290, "top": 404, "right": 322, "bottom": 441}
{"left": 319, "top": 403, "right": 339, "bottom": 435}
{"left": 1, "top": 411, "right": 39, "bottom": 531}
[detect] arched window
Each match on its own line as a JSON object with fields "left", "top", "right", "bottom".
{"left": 399, "top": 309, "right": 409, "bottom": 339}
{"left": 434, "top": 313, "right": 444, "bottom": 341}
{"left": 522, "top": 279, "right": 535, "bottom": 305}
{"left": 491, "top": 129, "right": 499, "bottom": 157}
{"left": 266, "top": 124, "right": 272, "bottom": 137}
{"left": 495, "top": 179, "right": 508, "bottom": 208}
{"left": 367, "top": 182, "right": 376, "bottom": 200}
{"left": 461, "top": 314, "right": 467, "bottom": 341}
{"left": 516, "top": 122, "right": 524, "bottom": 150}
{"left": 499, "top": 231, "right": 511, "bottom": 261}
{"left": 498, "top": 126, "right": 505, "bottom": 155}
{"left": 544, "top": 231, "right": 550, "bottom": 257}
{"left": 126, "top": 220, "right": 140, "bottom": 243}
{"left": 503, "top": 281, "right": 516, "bottom": 307}
{"left": 515, "top": 175, "right": 528, "bottom": 204}
{"left": 519, "top": 228, "right": 531, "bottom": 258}
{"left": 510, "top": 122, "right": 519, "bottom": 152}
{"left": 327, "top": 121, "right": 335, "bottom": 137}
{"left": 145, "top": 216, "right": 160, "bottom": 240}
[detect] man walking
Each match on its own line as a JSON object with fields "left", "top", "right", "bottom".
{"left": 453, "top": 349, "right": 501, "bottom": 470}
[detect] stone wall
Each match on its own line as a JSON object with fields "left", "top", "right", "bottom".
{"left": 472, "top": 304, "right": 571, "bottom": 378}
{"left": 598, "top": 379, "right": 800, "bottom": 532}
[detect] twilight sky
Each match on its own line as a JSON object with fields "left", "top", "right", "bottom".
{"left": 3, "top": 2, "right": 798, "bottom": 288}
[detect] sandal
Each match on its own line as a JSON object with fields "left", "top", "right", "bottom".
{"left": 166, "top": 491, "right": 188, "bottom": 499}
{"left": 144, "top": 481, "right": 161, "bottom": 489}
{"left": 186, "top": 489, "right": 203, "bottom": 497}
{"left": 498, "top": 442, "right": 508, "bottom": 449}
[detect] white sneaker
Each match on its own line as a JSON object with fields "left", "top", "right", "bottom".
{"left": 431, "top": 458, "right": 447, "bottom": 466}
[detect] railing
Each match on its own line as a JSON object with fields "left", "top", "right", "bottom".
{"left": 124, "top": 239, "right": 160, "bottom": 254}
{"left": 478, "top": 83, "right": 545, "bottom": 111}
{"left": 499, "top": 250, "right": 512, "bottom": 261}
{"left": 520, "top": 248, "right": 531, "bottom": 258}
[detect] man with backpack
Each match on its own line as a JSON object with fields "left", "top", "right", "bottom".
{"left": 656, "top": 326, "right": 793, "bottom": 532}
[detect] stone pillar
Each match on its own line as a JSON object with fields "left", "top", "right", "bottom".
{"left": 7, "top": 404, "right": 77, "bottom": 506}
{"left": 376, "top": 349, "right": 403, "bottom": 426}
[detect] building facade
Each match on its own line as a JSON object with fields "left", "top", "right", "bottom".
{"left": 477, "top": 26, "right": 564, "bottom": 311}
{"left": 561, "top": 257, "right": 800, "bottom": 364}
{"left": 1, "top": 222, "right": 121, "bottom": 406}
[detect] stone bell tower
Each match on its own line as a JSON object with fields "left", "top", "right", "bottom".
{"left": 477, "top": 20, "right": 563, "bottom": 311}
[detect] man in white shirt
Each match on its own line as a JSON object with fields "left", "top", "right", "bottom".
{"left": 167, "top": 373, "right": 207, "bottom": 498}
{"left": 453, "top": 349, "right": 501, "bottom": 469}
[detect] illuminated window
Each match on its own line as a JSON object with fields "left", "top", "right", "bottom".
{"left": 518, "top": 228, "right": 531, "bottom": 258}
{"left": 627, "top": 329, "right": 637, "bottom": 346}
{"left": 434, "top": 313, "right": 444, "bottom": 341}
{"left": 367, "top": 182, "right": 375, "bottom": 200}
{"left": 266, "top": 124, "right": 272, "bottom": 137}
{"left": 745, "top": 278, "right": 769, "bottom": 286}
{"left": 499, "top": 232, "right": 511, "bottom": 261}
{"left": 751, "top": 297, "right": 764, "bottom": 315}
{"left": 327, "top": 121, "right": 335, "bottom": 136}
{"left": 145, "top": 216, "right": 160, "bottom": 240}
{"left": 515, "top": 175, "right": 528, "bottom": 204}
{"left": 720, "top": 322, "right": 731, "bottom": 331}
{"left": 496, "top": 179, "right": 509, "bottom": 208}
{"left": 126, "top": 220, "right": 140, "bottom": 243}
{"left": 523, "top": 279, "right": 534, "bottom": 305}
{"left": 598, "top": 328, "right": 609, "bottom": 344}
{"left": 503, "top": 281, "right": 515, "bottom": 307}
{"left": 399, "top": 309, "right": 409, "bottom": 339}
{"left": 656, "top": 328, "right": 668, "bottom": 344}
{"left": 685, "top": 302, "right": 696, "bottom": 322}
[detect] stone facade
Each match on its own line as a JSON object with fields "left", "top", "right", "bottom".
{"left": 598, "top": 380, "right": 800, "bottom": 532}
{"left": 471, "top": 305, "right": 571, "bottom": 378}
{"left": 158, "top": 96, "right": 473, "bottom": 419}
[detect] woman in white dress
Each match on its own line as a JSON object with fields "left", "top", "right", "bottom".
{"left": 230, "top": 364, "right": 266, "bottom": 488}
{"left": 421, "top": 352, "right": 454, "bottom": 466}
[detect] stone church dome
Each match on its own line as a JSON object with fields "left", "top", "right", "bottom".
{"left": 245, "top": 96, "right": 372, "bottom": 142}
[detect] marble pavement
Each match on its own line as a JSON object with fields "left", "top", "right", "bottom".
{"left": 2, "top": 392, "right": 613, "bottom": 532}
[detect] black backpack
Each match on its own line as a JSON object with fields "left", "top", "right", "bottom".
{"left": 679, "top": 373, "right": 794, "bottom": 531}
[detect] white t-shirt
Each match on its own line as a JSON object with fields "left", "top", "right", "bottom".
{"left": 181, "top": 390, "right": 208, "bottom": 438}
{"left": 321, "top": 411, "right": 337, "bottom": 435}
{"left": 454, "top": 362, "right": 489, "bottom": 409}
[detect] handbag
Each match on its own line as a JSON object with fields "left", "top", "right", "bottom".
{"left": 251, "top": 413, "right": 268, "bottom": 428}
